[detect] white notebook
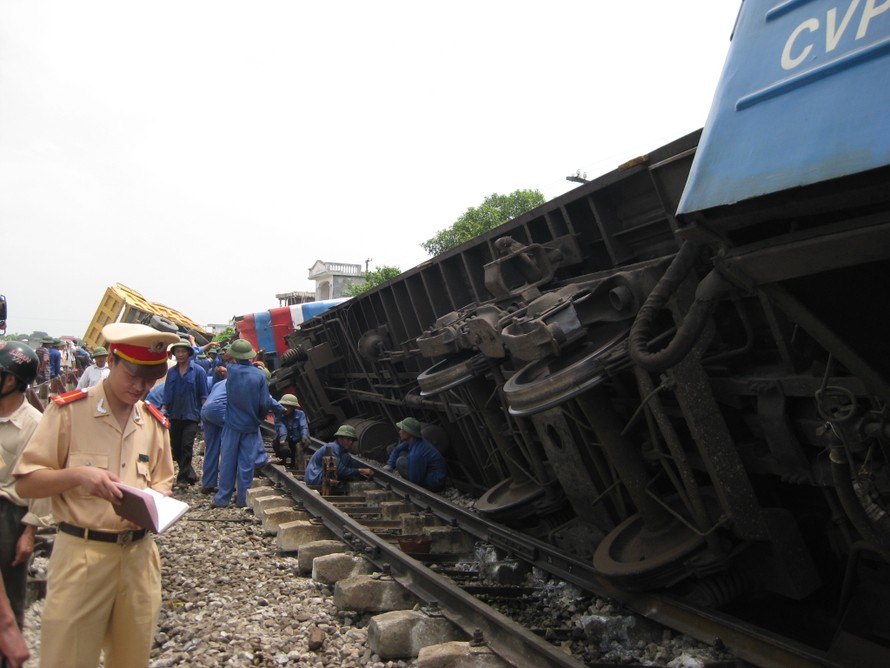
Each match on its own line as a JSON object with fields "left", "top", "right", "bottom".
{"left": 113, "top": 483, "right": 190, "bottom": 533}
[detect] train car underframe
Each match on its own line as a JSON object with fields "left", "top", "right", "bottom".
{"left": 270, "top": 140, "right": 890, "bottom": 659}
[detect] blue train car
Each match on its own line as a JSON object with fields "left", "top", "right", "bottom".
{"left": 681, "top": 0, "right": 890, "bottom": 215}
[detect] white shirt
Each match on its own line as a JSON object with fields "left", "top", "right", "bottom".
{"left": 0, "top": 398, "right": 52, "bottom": 526}
{"left": 76, "top": 364, "right": 110, "bottom": 389}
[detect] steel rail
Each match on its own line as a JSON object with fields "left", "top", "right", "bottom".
{"left": 264, "top": 465, "right": 587, "bottom": 668}
{"left": 325, "top": 462, "right": 848, "bottom": 668}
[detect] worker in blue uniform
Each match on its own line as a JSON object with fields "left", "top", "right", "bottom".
{"left": 160, "top": 340, "right": 208, "bottom": 487}
{"left": 383, "top": 417, "right": 447, "bottom": 492}
{"left": 193, "top": 352, "right": 212, "bottom": 375}
{"left": 213, "top": 339, "right": 274, "bottom": 508}
{"left": 209, "top": 345, "right": 229, "bottom": 387}
{"left": 48, "top": 339, "right": 62, "bottom": 380}
{"left": 204, "top": 346, "right": 219, "bottom": 376}
{"left": 273, "top": 394, "right": 310, "bottom": 468}
{"left": 199, "top": 373, "right": 227, "bottom": 494}
{"left": 304, "top": 424, "right": 372, "bottom": 488}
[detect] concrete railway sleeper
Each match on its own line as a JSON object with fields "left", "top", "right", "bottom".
{"left": 255, "top": 458, "right": 849, "bottom": 667}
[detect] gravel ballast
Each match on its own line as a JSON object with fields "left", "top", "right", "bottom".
{"left": 19, "top": 444, "right": 730, "bottom": 667}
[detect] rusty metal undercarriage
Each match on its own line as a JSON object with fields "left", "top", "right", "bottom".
{"left": 271, "top": 130, "right": 890, "bottom": 663}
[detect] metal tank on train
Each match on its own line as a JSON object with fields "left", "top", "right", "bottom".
{"left": 272, "top": 0, "right": 890, "bottom": 658}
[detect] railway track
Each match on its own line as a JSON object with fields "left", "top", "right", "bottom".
{"left": 258, "top": 453, "right": 853, "bottom": 668}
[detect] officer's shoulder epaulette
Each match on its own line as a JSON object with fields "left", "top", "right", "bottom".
{"left": 144, "top": 402, "right": 170, "bottom": 429}
{"left": 51, "top": 389, "right": 89, "bottom": 406}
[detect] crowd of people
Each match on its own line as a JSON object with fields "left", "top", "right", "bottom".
{"left": 0, "top": 324, "right": 448, "bottom": 667}
{"left": 33, "top": 337, "right": 95, "bottom": 384}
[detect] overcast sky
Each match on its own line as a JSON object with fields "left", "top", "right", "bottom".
{"left": 1, "top": 1, "right": 741, "bottom": 338}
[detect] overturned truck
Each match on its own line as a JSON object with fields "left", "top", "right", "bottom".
{"left": 272, "top": 1, "right": 890, "bottom": 661}
{"left": 83, "top": 283, "right": 212, "bottom": 348}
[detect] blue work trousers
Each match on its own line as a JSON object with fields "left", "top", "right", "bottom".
{"left": 214, "top": 427, "right": 262, "bottom": 507}
{"left": 255, "top": 437, "right": 269, "bottom": 468}
{"left": 202, "top": 421, "right": 223, "bottom": 490}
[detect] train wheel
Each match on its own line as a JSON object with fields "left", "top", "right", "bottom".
{"left": 593, "top": 510, "right": 705, "bottom": 590}
{"left": 503, "top": 322, "right": 630, "bottom": 416}
{"left": 418, "top": 353, "right": 487, "bottom": 396}
{"left": 475, "top": 477, "right": 546, "bottom": 521}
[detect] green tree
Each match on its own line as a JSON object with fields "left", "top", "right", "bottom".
{"left": 213, "top": 325, "right": 236, "bottom": 343}
{"left": 421, "top": 189, "right": 546, "bottom": 257}
{"left": 343, "top": 265, "right": 402, "bottom": 297}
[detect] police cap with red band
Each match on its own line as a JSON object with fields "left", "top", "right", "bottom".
{"left": 102, "top": 323, "right": 179, "bottom": 378}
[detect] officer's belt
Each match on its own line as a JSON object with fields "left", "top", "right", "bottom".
{"left": 59, "top": 522, "right": 147, "bottom": 545}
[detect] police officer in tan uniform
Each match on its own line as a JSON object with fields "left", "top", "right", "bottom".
{"left": 15, "top": 323, "right": 180, "bottom": 668}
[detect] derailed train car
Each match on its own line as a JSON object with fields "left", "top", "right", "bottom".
{"left": 273, "top": 1, "right": 890, "bottom": 659}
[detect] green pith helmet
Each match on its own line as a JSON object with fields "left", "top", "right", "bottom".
{"left": 40, "top": 337, "right": 54, "bottom": 344}
{"left": 334, "top": 424, "right": 358, "bottom": 439}
{"left": 168, "top": 339, "right": 194, "bottom": 356}
{"left": 396, "top": 417, "right": 422, "bottom": 438}
{"left": 279, "top": 394, "right": 301, "bottom": 408}
{"left": 91, "top": 346, "right": 109, "bottom": 358}
{"left": 228, "top": 339, "right": 256, "bottom": 360}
